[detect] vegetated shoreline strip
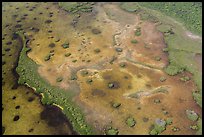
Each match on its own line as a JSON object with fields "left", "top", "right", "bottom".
{"left": 15, "top": 31, "right": 94, "bottom": 135}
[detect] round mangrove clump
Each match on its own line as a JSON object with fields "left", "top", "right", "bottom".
{"left": 65, "top": 53, "right": 71, "bottom": 57}
{"left": 190, "top": 125, "right": 199, "bottom": 130}
{"left": 185, "top": 110, "right": 198, "bottom": 121}
{"left": 126, "top": 117, "right": 136, "bottom": 127}
{"left": 105, "top": 126, "right": 119, "bottom": 135}
{"left": 172, "top": 127, "right": 180, "bottom": 132}
{"left": 44, "top": 54, "right": 51, "bottom": 61}
{"left": 155, "top": 56, "right": 161, "bottom": 61}
{"left": 154, "top": 99, "right": 161, "bottom": 104}
{"left": 70, "top": 75, "right": 77, "bottom": 80}
{"left": 72, "top": 59, "right": 77, "bottom": 63}
{"left": 159, "top": 77, "right": 166, "bottom": 82}
{"left": 62, "top": 43, "right": 69, "bottom": 49}
{"left": 166, "top": 118, "right": 173, "bottom": 125}
{"left": 131, "top": 39, "right": 138, "bottom": 44}
{"left": 56, "top": 77, "right": 63, "bottom": 82}
{"left": 180, "top": 76, "right": 190, "bottom": 82}
{"left": 81, "top": 70, "right": 88, "bottom": 76}
{"left": 162, "top": 48, "right": 168, "bottom": 52}
{"left": 115, "top": 48, "right": 123, "bottom": 52}
{"left": 119, "top": 63, "right": 126, "bottom": 68}
{"left": 86, "top": 79, "right": 93, "bottom": 84}
{"left": 112, "top": 102, "right": 121, "bottom": 108}
{"left": 94, "top": 48, "right": 101, "bottom": 53}
{"left": 108, "top": 83, "right": 114, "bottom": 88}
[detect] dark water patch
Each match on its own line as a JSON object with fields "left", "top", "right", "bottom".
{"left": 31, "top": 27, "right": 40, "bottom": 32}
{"left": 48, "top": 30, "right": 53, "bottom": 33}
{"left": 21, "top": 17, "right": 26, "bottom": 20}
{"left": 12, "top": 14, "right": 18, "bottom": 18}
{"left": 15, "top": 24, "right": 22, "bottom": 28}
{"left": 2, "top": 61, "right": 6, "bottom": 66}
{"left": 12, "top": 33, "right": 18, "bottom": 40}
{"left": 11, "top": 82, "right": 19, "bottom": 90}
{"left": 103, "top": 75, "right": 112, "bottom": 80}
{"left": 45, "top": 19, "right": 52, "bottom": 24}
{"left": 16, "top": 20, "right": 21, "bottom": 23}
{"left": 28, "top": 96, "right": 35, "bottom": 102}
{"left": 6, "top": 41, "right": 12, "bottom": 45}
{"left": 2, "top": 126, "right": 5, "bottom": 134}
{"left": 28, "top": 128, "right": 34, "bottom": 132}
{"left": 5, "top": 48, "right": 11, "bottom": 52}
{"left": 13, "top": 115, "right": 20, "bottom": 121}
{"left": 40, "top": 105, "right": 77, "bottom": 135}
{"left": 92, "top": 28, "right": 101, "bottom": 34}
{"left": 49, "top": 43, "right": 55, "bottom": 48}
{"left": 15, "top": 105, "right": 20, "bottom": 109}
{"left": 92, "top": 89, "right": 106, "bottom": 97}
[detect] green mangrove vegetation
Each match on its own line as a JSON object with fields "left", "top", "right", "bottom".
{"left": 58, "top": 2, "right": 94, "bottom": 14}
{"left": 15, "top": 31, "right": 94, "bottom": 135}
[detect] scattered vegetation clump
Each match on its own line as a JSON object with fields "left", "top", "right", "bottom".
{"left": 62, "top": 43, "right": 69, "bottom": 49}
{"left": 149, "top": 118, "right": 166, "bottom": 135}
{"left": 171, "top": 127, "right": 180, "bottom": 132}
{"left": 112, "top": 102, "right": 121, "bottom": 108}
{"left": 115, "top": 48, "right": 123, "bottom": 52}
{"left": 119, "top": 63, "right": 126, "bottom": 68}
{"left": 72, "top": 59, "right": 77, "bottom": 63}
{"left": 159, "top": 76, "right": 166, "bottom": 82}
{"left": 166, "top": 118, "right": 173, "bottom": 125}
{"left": 44, "top": 54, "right": 51, "bottom": 61}
{"left": 131, "top": 39, "right": 138, "bottom": 44}
{"left": 108, "top": 83, "right": 114, "bottom": 89}
{"left": 180, "top": 76, "right": 190, "bottom": 82}
{"left": 162, "top": 48, "right": 169, "bottom": 52}
{"left": 86, "top": 79, "right": 93, "bottom": 84}
{"left": 65, "top": 53, "right": 71, "bottom": 57}
{"left": 109, "top": 56, "right": 117, "bottom": 64}
{"left": 59, "top": 2, "right": 94, "bottom": 14}
{"left": 126, "top": 117, "right": 136, "bottom": 127}
{"left": 186, "top": 110, "right": 199, "bottom": 121}
{"left": 155, "top": 56, "right": 161, "bottom": 61}
{"left": 105, "top": 126, "right": 119, "bottom": 135}
{"left": 190, "top": 125, "right": 199, "bottom": 130}
{"left": 192, "top": 92, "right": 202, "bottom": 108}
{"left": 81, "top": 70, "right": 89, "bottom": 76}
{"left": 56, "top": 77, "right": 63, "bottom": 82}
{"left": 70, "top": 74, "right": 77, "bottom": 80}
{"left": 94, "top": 48, "right": 101, "bottom": 53}
{"left": 154, "top": 99, "right": 161, "bottom": 104}
{"left": 135, "top": 27, "right": 141, "bottom": 36}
